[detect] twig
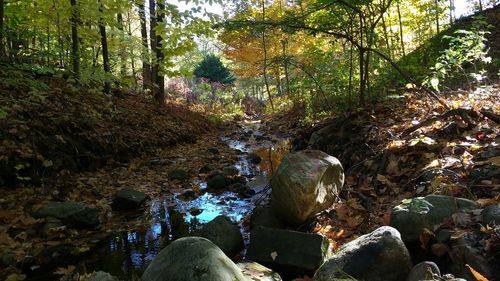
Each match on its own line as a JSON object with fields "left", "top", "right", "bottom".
{"left": 402, "top": 108, "right": 476, "bottom": 136}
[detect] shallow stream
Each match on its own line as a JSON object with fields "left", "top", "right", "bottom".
{"left": 78, "top": 121, "right": 290, "bottom": 280}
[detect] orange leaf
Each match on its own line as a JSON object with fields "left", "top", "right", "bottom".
{"left": 466, "top": 264, "right": 489, "bottom": 281}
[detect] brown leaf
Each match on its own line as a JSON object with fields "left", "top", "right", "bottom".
{"left": 466, "top": 264, "right": 489, "bottom": 281}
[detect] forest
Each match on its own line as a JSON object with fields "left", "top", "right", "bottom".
{"left": 0, "top": 0, "right": 499, "bottom": 280}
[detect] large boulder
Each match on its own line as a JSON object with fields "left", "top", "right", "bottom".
{"left": 390, "top": 195, "right": 479, "bottom": 241}
{"left": 271, "top": 150, "right": 344, "bottom": 225}
{"left": 34, "top": 201, "right": 99, "bottom": 229}
{"left": 246, "top": 226, "right": 329, "bottom": 273}
{"left": 198, "top": 215, "right": 243, "bottom": 258}
{"left": 112, "top": 188, "right": 149, "bottom": 210}
{"left": 314, "top": 226, "right": 412, "bottom": 281}
{"left": 206, "top": 174, "right": 232, "bottom": 190}
{"left": 142, "top": 237, "right": 248, "bottom": 281}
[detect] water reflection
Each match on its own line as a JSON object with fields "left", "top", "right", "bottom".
{"left": 79, "top": 123, "right": 290, "bottom": 280}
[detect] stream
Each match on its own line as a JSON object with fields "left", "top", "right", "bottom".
{"left": 77, "top": 120, "right": 290, "bottom": 280}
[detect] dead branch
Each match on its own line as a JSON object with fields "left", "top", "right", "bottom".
{"left": 480, "top": 108, "right": 500, "bottom": 124}
{"left": 403, "top": 108, "right": 477, "bottom": 136}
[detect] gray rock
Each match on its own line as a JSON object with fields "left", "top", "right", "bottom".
{"left": 448, "top": 235, "right": 493, "bottom": 280}
{"left": 314, "top": 226, "right": 412, "bottom": 281}
{"left": 250, "top": 207, "right": 288, "bottom": 229}
{"left": 34, "top": 201, "right": 99, "bottom": 229}
{"left": 247, "top": 153, "right": 262, "bottom": 164}
{"left": 246, "top": 226, "right": 329, "bottom": 273}
{"left": 112, "top": 188, "right": 149, "bottom": 210}
{"left": 271, "top": 150, "right": 344, "bottom": 225}
{"left": 207, "top": 174, "right": 231, "bottom": 189}
{"left": 208, "top": 147, "right": 219, "bottom": 154}
{"left": 406, "top": 261, "right": 440, "bottom": 281}
{"left": 88, "top": 271, "right": 119, "bottom": 281}
{"left": 390, "top": 195, "right": 479, "bottom": 241}
{"left": 237, "top": 262, "right": 282, "bottom": 281}
{"left": 198, "top": 215, "right": 243, "bottom": 258}
{"left": 223, "top": 166, "right": 240, "bottom": 177}
{"left": 42, "top": 216, "right": 64, "bottom": 233}
{"left": 482, "top": 204, "right": 500, "bottom": 225}
{"left": 141, "top": 237, "right": 249, "bottom": 281}
{"left": 169, "top": 169, "right": 190, "bottom": 181}
{"left": 199, "top": 165, "right": 212, "bottom": 174}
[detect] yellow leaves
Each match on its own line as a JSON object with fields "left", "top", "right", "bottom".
{"left": 466, "top": 264, "right": 489, "bottom": 281}
{"left": 54, "top": 265, "right": 76, "bottom": 276}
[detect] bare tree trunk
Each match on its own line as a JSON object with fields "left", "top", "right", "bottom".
{"left": 0, "top": 0, "right": 4, "bottom": 58}
{"left": 70, "top": 0, "right": 80, "bottom": 82}
{"left": 53, "top": 0, "right": 65, "bottom": 66}
{"left": 381, "top": 13, "right": 392, "bottom": 58}
{"left": 261, "top": 0, "right": 274, "bottom": 112}
{"left": 98, "top": 0, "right": 111, "bottom": 94}
{"left": 449, "top": 0, "right": 454, "bottom": 25}
{"left": 359, "top": 13, "right": 366, "bottom": 105}
{"left": 127, "top": 11, "right": 137, "bottom": 86}
{"left": 396, "top": 2, "right": 405, "bottom": 56}
{"left": 434, "top": 0, "right": 440, "bottom": 34}
{"left": 137, "top": 0, "right": 151, "bottom": 91}
{"left": 154, "top": 0, "right": 166, "bottom": 105}
{"left": 117, "top": 13, "right": 127, "bottom": 75}
{"left": 149, "top": 0, "right": 157, "bottom": 89}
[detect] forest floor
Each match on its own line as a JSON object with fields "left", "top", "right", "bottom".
{"left": 0, "top": 62, "right": 499, "bottom": 280}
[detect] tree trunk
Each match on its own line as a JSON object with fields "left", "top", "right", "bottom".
{"left": 0, "top": 0, "right": 4, "bottom": 58}
{"left": 261, "top": 0, "right": 274, "bottom": 112}
{"left": 396, "top": 2, "right": 405, "bottom": 56}
{"left": 127, "top": 11, "right": 137, "bottom": 86}
{"left": 137, "top": 0, "right": 151, "bottom": 91}
{"left": 70, "top": 0, "right": 80, "bottom": 82}
{"left": 434, "top": 0, "right": 440, "bottom": 34}
{"left": 98, "top": 0, "right": 111, "bottom": 94}
{"left": 117, "top": 13, "right": 127, "bottom": 75}
{"left": 358, "top": 13, "right": 365, "bottom": 105}
{"left": 53, "top": 0, "right": 65, "bottom": 67}
{"left": 449, "top": 0, "right": 454, "bottom": 25}
{"left": 149, "top": 0, "right": 157, "bottom": 89}
{"left": 154, "top": 0, "right": 166, "bottom": 105}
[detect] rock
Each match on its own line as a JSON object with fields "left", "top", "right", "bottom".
{"left": 482, "top": 204, "right": 500, "bottom": 225}
{"left": 0, "top": 249, "right": 15, "bottom": 266}
{"left": 91, "top": 186, "right": 104, "bottom": 197}
{"left": 223, "top": 166, "right": 240, "bottom": 177}
{"left": 247, "top": 153, "right": 262, "bottom": 164}
{"left": 199, "top": 165, "right": 212, "bottom": 174}
{"left": 208, "top": 147, "right": 219, "bottom": 154}
{"left": 406, "top": 261, "right": 440, "bottom": 281}
{"left": 112, "top": 188, "right": 149, "bottom": 210}
{"left": 314, "top": 226, "right": 412, "bottom": 281}
{"left": 238, "top": 262, "right": 282, "bottom": 281}
{"left": 141, "top": 237, "right": 248, "bottom": 281}
{"left": 169, "top": 169, "right": 190, "bottom": 181}
{"left": 207, "top": 174, "right": 231, "bottom": 190}
{"left": 42, "top": 216, "right": 64, "bottom": 233}
{"left": 246, "top": 226, "right": 329, "bottom": 273}
{"left": 448, "top": 234, "right": 493, "bottom": 280}
{"left": 390, "top": 195, "right": 479, "bottom": 241}
{"left": 180, "top": 189, "right": 197, "bottom": 200}
{"left": 88, "top": 271, "right": 119, "bottom": 281}
{"left": 198, "top": 216, "right": 243, "bottom": 258}
{"left": 250, "top": 207, "right": 288, "bottom": 229}
{"left": 34, "top": 201, "right": 99, "bottom": 229}
{"left": 271, "top": 150, "right": 344, "bottom": 225}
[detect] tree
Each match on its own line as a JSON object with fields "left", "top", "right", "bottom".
{"left": 69, "top": 0, "right": 80, "bottom": 81}
{"left": 194, "top": 54, "right": 236, "bottom": 85}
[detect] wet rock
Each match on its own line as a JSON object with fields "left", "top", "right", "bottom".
{"left": 142, "top": 237, "right": 248, "bottom": 281}
{"left": 169, "top": 169, "right": 190, "bottom": 181}
{"left": 198, "top": 216, "right": 243, "bottom": 258}
{"left": 247, "top": 153, "right": 262, "bottom": 164}
{"left": 180, "top": 189, "right": 197, "bottom": 200}
{"left": 406, "top": 261, "right": 440, "bottom": 281}
{"left": 238, "top": 262, "right": 282, "bottom": 281}
{"left": 112, "top": 188, "right": 149, "bottom": 211}
{"left": 88, "top": 271, "right": 119, "bottom": 281}
{"left": 189, "top": 207, "right": 203, "bottom": 216}
{"left": 34, "top": 201, "right": 99, "bottom": 229}
{"left": 470, "top": 165, "right": 500, "bottom": 181}
{"left": 482, "top": 204, "right": 500, "bottom": 225}
{"left": 223, "top": 166, "right": 240, "bottom": 177}
{"left": 250, "top": 207, "right": 288, "bottom": 229}
{"left": 199, "top": 165, "right": 212, "bottom": 174}
{"left": 246, "top": 226, "right": 329, "bottom": 273}
{"left": 208, "top": 147, "right": 219, "bottom": 154}
{"left": 314, "top": 226, "right": 412, "bottom": 281}
{"left": 390, "top": 195, "right": 479, "bottom": 241}
{"left": 271, "top": 150, "right": 344, "bottom": 225}
{"left": 207, "top": 174, "right": 231, "bottom": 190}
{"left": 42, "top": 216, "right": 64, "bottom": 233}
{"left": 448, "top": 234, "right": 493, "bottom": 280}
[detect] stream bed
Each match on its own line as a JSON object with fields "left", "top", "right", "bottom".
{"left": 77, "top": 121, "right": 290, "bottom": 280}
